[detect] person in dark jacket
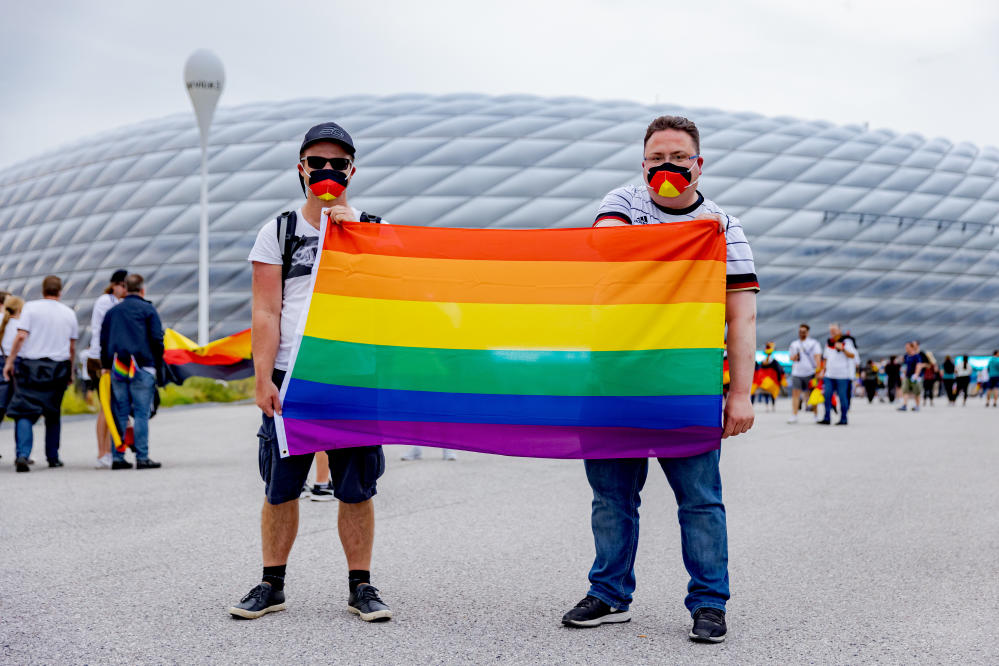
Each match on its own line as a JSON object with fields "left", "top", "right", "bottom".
{"left": 100, "top": 274, "right": 164, "bottom": 470}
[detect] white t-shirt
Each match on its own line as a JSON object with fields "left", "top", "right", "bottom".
{"left": 595, "top": 187, "right": 759, "bottom": 292}
{"left": 247, "top": 206, "right": 382, "bottom": 371}
{"left": 1, "top": 317, "right": 20, "bottom": 356}
{"left": 788, "top": 337, "right": 822, "bottom": 377}
{"left": 17, "top": 299, "right": 79, "bottom": 361}
{"left": 87, "top": 292, "right": 120, "bottom": 359}
{"left": 822, "top": 339, "right": 858, "bottom": 380}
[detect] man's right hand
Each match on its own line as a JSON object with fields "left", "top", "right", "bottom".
{"left": 257, "top": 380, "right": 282, "bottom": 417}
{"left": 323, "top": 204, "right": 358, "bottom": 225}
{"left": 2, "top": 360, "right": 12, "bottom": 381}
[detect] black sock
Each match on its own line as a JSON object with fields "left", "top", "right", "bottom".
{"left": 349, "top": 569, "right": 370, "bottom": 594}
{"left": 262, "top": 564, "right": 286, "bottom": 591}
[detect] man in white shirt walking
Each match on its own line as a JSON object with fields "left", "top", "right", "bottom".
{"left": 787, "top": 323, "right": 822, "bottom": 423}
{"left": 817, "top": 323, "right": 856, "bottom": 426}
{"left": 3, "top": 276, "right": 79, "bottom": 471}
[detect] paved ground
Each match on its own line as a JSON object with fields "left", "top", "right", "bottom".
{"left": 2, "top": 396, "right": 998, "bottom": 665}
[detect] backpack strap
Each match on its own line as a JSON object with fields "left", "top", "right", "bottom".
{"left": 275, "top": 210, "right": 304, "bottom": 292}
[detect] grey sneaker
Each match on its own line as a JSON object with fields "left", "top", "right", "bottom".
{"left": 308, "top": 483, "right": 336, "bottom": 502}
{"left": 348, "top": 584, "right": 393, "bottom": 622}
{"left": 561, "top": 595, "right": 631, "bottom": 627}
{"left": 228, "top": 583, "right": 287, "bottom": 619}
{"left": 689, "top": 607, "right": 727, "bottom": 643}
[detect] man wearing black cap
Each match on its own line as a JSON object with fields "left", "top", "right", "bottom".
{"left": 86, "top": 269, "right": 128, "bottom": 469}
{"left": 230, "top": 122, "right": 392, "bottom": 622}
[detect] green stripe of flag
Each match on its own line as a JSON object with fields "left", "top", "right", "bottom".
{"left": 292, "top": 337, "right": 721, "bottom": 397}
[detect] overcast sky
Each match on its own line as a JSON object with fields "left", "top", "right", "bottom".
{"left": 2, "top": 0, "right": 997, "bottom": 170}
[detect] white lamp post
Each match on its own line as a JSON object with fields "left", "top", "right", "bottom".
{"left": 184, "top": 49, "right": 225, "bottom": 345}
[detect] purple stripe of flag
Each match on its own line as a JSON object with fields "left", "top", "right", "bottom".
{"left": 283, "top": 419, "right": 722, "bottom": 459}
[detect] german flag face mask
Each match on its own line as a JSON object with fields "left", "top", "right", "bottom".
{"left": 646, "top": 161, "right": 699, "bottom": 198}
{"left": 306, "top": 168, "right": 349, "bottom": 202}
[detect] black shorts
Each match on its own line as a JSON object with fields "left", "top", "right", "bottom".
{"left": 86, "top": 358, "right": 103, "bottom": 392}
{"left": 257, "top": 370, "right": 385, "bottom": 505}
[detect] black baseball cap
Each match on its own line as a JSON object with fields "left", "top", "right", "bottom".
{"left": 300, "top": 122, "right": 355, "bottom": 157}
{"left": 110, "top": 269, "right": 128, "bottom": 283}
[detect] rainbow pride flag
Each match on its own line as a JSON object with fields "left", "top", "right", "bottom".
{"left": 276, "top": 219, "right": 727, "bottom": 459}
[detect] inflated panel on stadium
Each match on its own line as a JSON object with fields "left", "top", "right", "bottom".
{"left": 0, "top": 93, "right": 997, "bottom": 356}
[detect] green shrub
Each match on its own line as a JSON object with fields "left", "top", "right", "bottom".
{"left": 62, "top": 386, "right": 98, "bottom": 415}
{"left": 158, "top": 376, "right": 256, "bottom": 407}
{"left": 58, "top": 376, "right": 256, "bottom": 414}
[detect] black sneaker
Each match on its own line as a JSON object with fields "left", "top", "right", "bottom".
{"left": 561, "top": 595, "right": 631, "bottom": 627}
{"left": 308, "top": 483, "right": 336, "bottom": 502}
{"left": 689, "top": 607, "right": 727, "bottom": 643}
{"left": 228, "top": 583, "right": 287, "bottom": 619}
{"left": 136, "top": 459, "right": 162, "bottom": 469}
{"left": 348, "top": 584, "right": 393, "bottom": 622}
{"left": 15, "top": 457, "right": 30, "bottom": 473}
{"left": 47, "top": 459, "right": 64, "bottom": 468}
{"left": 111, "top": 460, "right": 133, "bottom": 470}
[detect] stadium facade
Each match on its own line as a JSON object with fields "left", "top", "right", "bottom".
{"left": 1, "top": 93, "right": 997, "bottom": 358}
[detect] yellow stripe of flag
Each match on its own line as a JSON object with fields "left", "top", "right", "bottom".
{"left": 303, "top": 294, "right": 725, "bottom": 352}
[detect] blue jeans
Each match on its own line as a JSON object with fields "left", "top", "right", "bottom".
{"left": 14, "top": 412, "right": 61, "bottom": 462}
{"left": 584, "top": 449, "right": 729, "bottom": 615}
{"left": 823, "top": 377, "right": 850, "bottom": 422}
{"left": 110, "top": 369, "right": 156, "bottom": 461}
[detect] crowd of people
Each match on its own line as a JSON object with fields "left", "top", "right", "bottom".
{"left": 767, "top": 322, "right": 999, "bottom": 422}
{"left": 1, "top": 272, "right": 166, "bottom": 472}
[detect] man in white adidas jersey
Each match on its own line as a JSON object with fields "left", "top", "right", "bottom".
{"left": 561, "top": 116, "right": 758, "bottom": 643}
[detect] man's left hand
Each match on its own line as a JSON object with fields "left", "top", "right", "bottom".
{"left": 722, "top": 393, "right": 755, "bottom": 438}
{"left": 701, "top": 213, "right": 727, "bottom": 234}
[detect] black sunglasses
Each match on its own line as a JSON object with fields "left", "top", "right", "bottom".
{"left": 301, "top": 156, "right": 352, "bottom": 171}
{"left": 4, "top": 308, "right": 15, "bottom": 315}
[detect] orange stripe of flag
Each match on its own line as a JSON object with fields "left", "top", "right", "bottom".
{"left": 315, "top": 252, "right": 726, "bottom": 305}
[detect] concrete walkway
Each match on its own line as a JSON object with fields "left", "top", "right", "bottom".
{"left": 2, "top": 396, "right": 997, "bottom": 664}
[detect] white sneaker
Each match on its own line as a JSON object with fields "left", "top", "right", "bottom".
{"left": 442, "top": 450, "right": 457, "bottom": 461}
{"left": 400, "top": 447, "right": 422, "bottom": 461}
{"left": 95, "top": 453, "right": 112, "bottom": 469}
{"left": 786, "top": 415, "right": 798, "bottom": 424}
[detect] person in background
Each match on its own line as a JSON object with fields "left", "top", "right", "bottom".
{"left": 1, "top": 295, "right": 26, "bottom": 458}
{"left": 976, "top": 365, "right": 989, "bottom": 399}
{"left": 861, "top": 359, "right": 879, "bottom": 403}
{"left": 86, "top": 269, "right": 128, "bottom": 469}
{"left": 817, "top": 323, "right": 855, "bottom": 426}
{"left": 884, "top": 355, "right": 901, "bottom": 404}
{"left": 301, "top": 452, "right": 336, "bottom": 501}
{"left": 922, "top": 351, "right": 938, "bottom": 407}
{"left": 100, "top": 273, "right": 164, "bottom": 470}
{"left": 941, "top": 355, "right": 956, "bottom": 404}
{"left": 3, "top": 276, "right": 79, "bottom": 472}
{"left": 898, "top": 341, "right": 928, "bottom": 412}
{"left": 400, "top": 446, "right": 458, "bottom": 461}
{"left": 954, "top": 355, "right": 973, "bottom": 406}
{"left": 986, "top": 350, "right": 999, "bottom": 408}
{"left": 787, "top": 323, "right": 822, "bottom": 424}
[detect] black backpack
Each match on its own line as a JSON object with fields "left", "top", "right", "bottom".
{"left": 275, "top": 210, "right": 382, "bottom": 290}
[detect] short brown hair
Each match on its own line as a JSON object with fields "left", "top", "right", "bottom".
{"left": 42, "top": 275, "right": 62, "bottom": 297}
{"left": 125, "top": 274, "right": 145, "bottom": 294}
{"left": 644, "top": 115, "right": 700, "bottom": 153}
